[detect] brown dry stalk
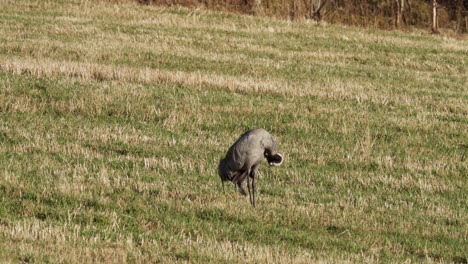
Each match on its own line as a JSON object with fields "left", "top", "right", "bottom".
{"left": 0, "top": 57, "right": 427, "bottom": 108}
{"left": 0, "top": 57, "right": 291, "bottom": 95}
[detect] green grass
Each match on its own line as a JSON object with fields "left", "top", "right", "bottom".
{"left": 0, "top": 0, "right": 467, "bottom": 262}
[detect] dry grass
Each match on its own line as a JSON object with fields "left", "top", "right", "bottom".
{"left": 0, "top": 0, "right": 467, "bottom": 263}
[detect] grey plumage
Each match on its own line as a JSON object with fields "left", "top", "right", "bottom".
{"left": 218, "top": 128, "right": 284, "bottom": 208}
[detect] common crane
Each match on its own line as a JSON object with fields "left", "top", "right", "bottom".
{"left": 218, "top": 128, "right": 283, "bottom": 208}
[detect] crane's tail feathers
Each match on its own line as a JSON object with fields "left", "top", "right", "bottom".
{"left": 268, "top": 153, "right": 284, "bottom": 166}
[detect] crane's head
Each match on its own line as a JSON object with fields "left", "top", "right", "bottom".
{"left": 266, "top": 153, "right": 283, "bottom": 167}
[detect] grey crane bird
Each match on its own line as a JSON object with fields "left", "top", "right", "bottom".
{"left": 218, "top": 128, "right": 284, "bottom": 207}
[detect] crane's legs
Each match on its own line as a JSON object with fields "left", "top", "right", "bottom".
{"left": 247, "top": 173, "right": 253, "bottom": 207}
{"left": 232, "top": 170, "right": 247, "bottom": 196}
{"left": 250, "top": 170, "right": 256, "bottom": 208}
{"left": 252, "top": 174, "right": 256, "bottom": 208}
{"left": 237, "top": 182, "right": 246, "bottom": 196}
{"left": 231, "top": 169, "right": 256, "bottom": 208}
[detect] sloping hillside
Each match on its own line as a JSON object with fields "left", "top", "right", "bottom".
{"left": 0, "top": 0, "right": 467, "bottom": 262}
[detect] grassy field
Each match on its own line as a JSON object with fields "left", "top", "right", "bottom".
{"left": 0, "top": 0, "right": 467, "bottom": 262}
